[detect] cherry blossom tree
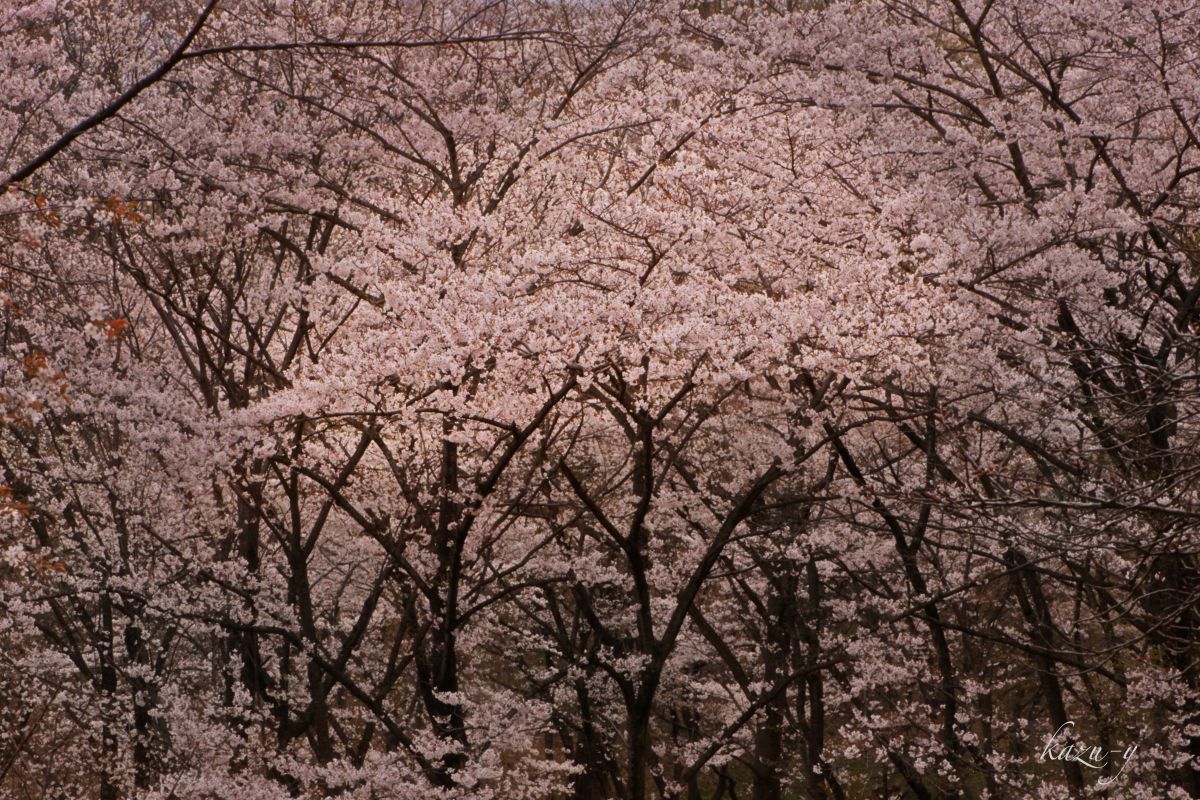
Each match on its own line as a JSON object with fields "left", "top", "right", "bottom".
{"left": 2, "top": 1, "right": 1198, "bottom": 799}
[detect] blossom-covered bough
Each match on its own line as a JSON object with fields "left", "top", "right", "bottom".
{"left": 2, "top": 1, "right": 1198, "bottom": 798}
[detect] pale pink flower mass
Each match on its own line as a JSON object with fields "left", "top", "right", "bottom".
{"left": 1, "top": 1, "right": 1198, "bottom": 798}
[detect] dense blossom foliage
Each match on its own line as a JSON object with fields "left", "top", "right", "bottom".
{"left": 2, "top": 1, "right": 1199, "bottom": 798}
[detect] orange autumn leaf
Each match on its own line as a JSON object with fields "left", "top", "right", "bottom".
{"left": 99, "top": 317, "right": 129, "bottom": 339}
{"left": 1, "top": 501, "right": 30, "bottom": 518}
{"left": 102, "top": 195, "right": 145, "bottom": 225}
{"left": 22, "top": 352, "right": 46, "bottom": 378}
{"left": 38, "top": 558, "right": 67, "bottom": 574}
{"left": 27, "top": 194, "right": 60, "bottom": 226}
